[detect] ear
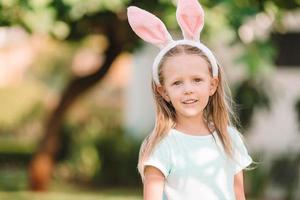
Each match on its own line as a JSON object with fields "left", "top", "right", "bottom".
{"left": 157, "top": 85, "right": 171, "bottom": 102}
{"left": 209, "top": 77, "right": 219, "bottom": 96}
{"left": 176, "top": 0, "right": 205, "bottom": 41}
{"left": 127, "top": 6, "right": 173, "bottom": 48}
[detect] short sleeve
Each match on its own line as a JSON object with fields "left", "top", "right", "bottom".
{"left": 228, "top": 126, "right": 253, "bottom": 175}
{"left": 143, "top": 138, "right": 172, "bottom": 178}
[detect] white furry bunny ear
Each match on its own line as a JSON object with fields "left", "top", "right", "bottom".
{"left": 127, "top": 6, "right": 173, "bottom": 48}
{"left": 176, "top": 0, "right": 205, "bottom": 41}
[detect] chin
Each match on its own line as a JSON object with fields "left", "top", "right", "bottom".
{"left": 181, "top": 111, "right": 203, "bottom": 118}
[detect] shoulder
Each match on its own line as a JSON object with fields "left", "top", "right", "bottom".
{"left": 227, "top": 125, "right": 239, "bottom": 135}
{"left": 226, "top": 126, "right": 251, "bottom": 155}
{"left": 226, "top": 126, "right": 253, "bottom": 173}
{"left": 228, "top": 126, "right": 250, "bottom": 146}
{"left": 144, "top": 129, "right": 174, "bottom": 178}
{"left": 152, "top": 130, "right": 174, "bottom": 153}
{"left": 227, "top": 125, "right": 242, "bottom": 138}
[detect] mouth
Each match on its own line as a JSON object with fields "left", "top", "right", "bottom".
{"left": 182, "top": 99, "right": 198, "bottom": 104}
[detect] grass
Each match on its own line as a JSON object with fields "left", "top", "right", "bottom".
{"left": 0, "top": 190, "right": 142, "bottom": 200}
{"left": 0, "top": 166, "right": 143, "bottom": 200}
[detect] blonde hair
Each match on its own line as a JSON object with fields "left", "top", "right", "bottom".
{"left": 138, "top": 45, "right": 251, "bottom": 182}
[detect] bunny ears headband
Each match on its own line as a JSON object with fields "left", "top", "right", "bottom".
{"left": 127, "top": 0, "right": 219, "bottom": 85}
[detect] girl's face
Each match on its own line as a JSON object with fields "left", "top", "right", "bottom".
{"left": 157, "top": 54, "right": 219, "bottom": 121}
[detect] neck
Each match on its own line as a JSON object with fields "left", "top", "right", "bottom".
{"left": 175, "top": 112, "right": 211, "bottom": 135}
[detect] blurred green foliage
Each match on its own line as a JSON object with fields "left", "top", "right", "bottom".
{"left": 0, "top": 0, "right": 130, "bottom": 39}
{"left": 0, "top": 82, "right": 45, "bottom": 129}
{"left": 94, "top": 129, "right": 140, "bottom": 186}
{"left": 52, "top": 105, "right": 141, "bottom": 186}
{"left": 295, "top": 98, "right": 300, "bottom": 131}
{"left": 270, "top": 153, "right": 300, "bottom": 200}
{"left": 0, "top": 167, "right": 28, "bottom": 191}
{"left": 233, "top": 78, "right": 272, "bottom": 129}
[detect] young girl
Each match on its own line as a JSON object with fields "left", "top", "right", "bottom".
{"left": 127, "top": 0, "right": 254, "bottom": 199}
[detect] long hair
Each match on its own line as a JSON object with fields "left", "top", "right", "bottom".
{"left": 138, "top": 44, "right": 246, "bottom": 182}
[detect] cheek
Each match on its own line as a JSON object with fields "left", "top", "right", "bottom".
{"left": 166, "top": 88, "right": 181, "bottom": 101}
{"left": 196, "top": 86, "right": 211, "bottom": 98}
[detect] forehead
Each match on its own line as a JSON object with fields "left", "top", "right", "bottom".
{"left": 162, "top": 54, "right": 211, "bottom": 79}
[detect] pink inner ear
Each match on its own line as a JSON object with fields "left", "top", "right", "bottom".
{"left": 127, "top": 6, "right": 172, "bottom": 47}
{"left": 134, "top": 25, "right": 167, "bottom": 44}
{"left": 176, "top": 0, "right": 205, "bottom": 40}
{"left": 181, "top": 14, "right": 202, "bottom": 37}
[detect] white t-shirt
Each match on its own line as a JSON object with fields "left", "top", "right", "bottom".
{"left": 143, "top": 126, "right": 253, "bottom": 200}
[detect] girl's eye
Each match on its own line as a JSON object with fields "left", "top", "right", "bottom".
{"left": 194, "top": 78, "right": 202, "bottom": 82}
{"left": 173, "top": 81, "right": 181, "bottom": 86}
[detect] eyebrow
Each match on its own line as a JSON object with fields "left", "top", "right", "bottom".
{"left": 191, "top": 74, "right": 205, "bottom": 78}
{"left": 168, "top": 75, "right": 205, "bottom": 82}
{"left": 180, "top": 74, "right": 206, "bottom": 79}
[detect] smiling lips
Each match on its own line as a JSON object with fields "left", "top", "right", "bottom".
{"left": 182, "top": 99, "right": 198, "bottom": 104}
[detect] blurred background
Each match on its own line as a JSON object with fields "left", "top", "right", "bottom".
{"left": 0, "top": 0, "right": 299, "bottom": 199}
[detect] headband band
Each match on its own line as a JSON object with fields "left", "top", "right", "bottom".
{"left": 152, "top": 39, "right": 219, "bottom": 85}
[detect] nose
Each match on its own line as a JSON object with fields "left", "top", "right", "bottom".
{"left": 183, "top": 82, "right": 194, "bottom": 95}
